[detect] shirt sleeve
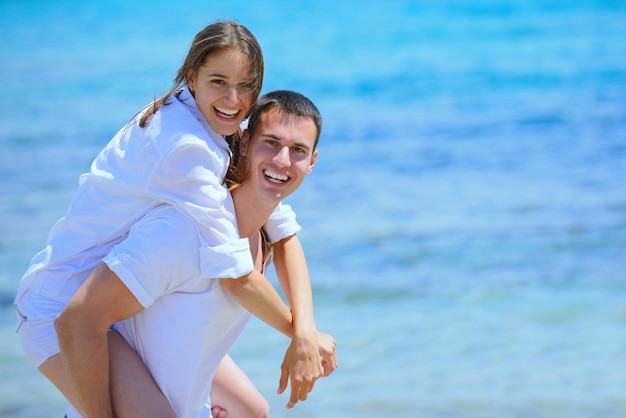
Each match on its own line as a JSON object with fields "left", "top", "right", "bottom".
{"left": 145, "top": 137, "right": 254, "bottom": 279}
{"left": 264, "top": 203, "right": 302, "bottom": 244}
{"left": 102, "top": 206, "right": 216, "bottom": 308}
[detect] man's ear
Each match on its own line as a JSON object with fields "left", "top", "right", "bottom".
{"left": 239, "top": 130, "right": 250, "bottom": 156}
{"left": 306, "top": 149, "right": 318, "bottom": 175}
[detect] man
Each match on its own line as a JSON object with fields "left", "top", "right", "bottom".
{"left": 55, "top": 90, "right": 337, "bottom": 418}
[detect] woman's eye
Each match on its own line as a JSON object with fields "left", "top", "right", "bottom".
{"left": 237, "top": 83, "right": 255, "bottom": 95}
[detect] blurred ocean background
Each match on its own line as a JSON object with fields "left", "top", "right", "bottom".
{"left": 1, "top": 1, "right": 625, "bottom": 417}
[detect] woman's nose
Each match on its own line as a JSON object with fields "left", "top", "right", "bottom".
{"left": 223, "top": 87, "right": 239, "bottom": 105}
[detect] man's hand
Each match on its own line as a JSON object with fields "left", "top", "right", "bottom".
{"left": 277, "top": 334, "right": 323, "bottom": 409}
{"left": 316, "top": 331, "right": 338, "bottom": 377}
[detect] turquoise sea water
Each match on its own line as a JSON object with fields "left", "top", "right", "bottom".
{"left": 1, "top": 1, "right": 625, "bottom": 417}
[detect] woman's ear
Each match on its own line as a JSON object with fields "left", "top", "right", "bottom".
{"left": 187, "top": 70, "right": 195, "bottom": 92}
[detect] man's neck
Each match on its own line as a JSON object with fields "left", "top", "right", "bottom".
{"left": 231, "top": 186, "right": 278, "bottom": 239}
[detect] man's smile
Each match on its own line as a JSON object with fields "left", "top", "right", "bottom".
{"left": 264, "top": 169, "right": 288, "bottom": 184}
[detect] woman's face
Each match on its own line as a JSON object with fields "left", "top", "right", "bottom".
{"left": 187, "top": 49, "right": 254, "bottom": 136}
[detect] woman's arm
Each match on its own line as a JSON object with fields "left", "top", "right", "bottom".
{"left": 220, "top": 269, "right": 294, "bottom": 337}
{"left": 218, "top": 261, "right": 337, "bottom": 412}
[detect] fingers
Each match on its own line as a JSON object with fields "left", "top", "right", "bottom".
{"left": 277, "top": 362, "right": 289, "bottom": 395}
{"left": 284, "top": 363, "right": 319, "bottom": 409}
{"left": 286, "top": 385, "right": 299, "bottom": 409}
{"left": 323, "top": 351, "right": 338, "bottom": 376}
{"left": 280, "top": 333, "right": 335, "bottom": 409}
{"left": 211, "top": 406, "right": 227, "bottom": 418}
{"left": 318, "top": 333, "right": 338, "bottom": 376}
{"left": 287, "top": 378, "right": 315, "bottom": 409}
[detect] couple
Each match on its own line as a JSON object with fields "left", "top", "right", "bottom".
{"left": 15, "top": 21, "right": 336, "bottom": 418}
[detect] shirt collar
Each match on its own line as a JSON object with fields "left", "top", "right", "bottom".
{"left": 176, "top": 86, "right": 230, "bottom": 151}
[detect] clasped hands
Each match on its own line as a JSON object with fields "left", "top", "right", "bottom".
{"left": 277, "top": 331, "right": 337, "bottom": 409}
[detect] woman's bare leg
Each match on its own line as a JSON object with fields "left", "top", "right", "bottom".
{"left": 210, "top": 354, "right": 269, "bottom": 418}
{"left": 108, "top": 330, "right": 176, "bottom": 418}
{"left": 38, "top": 353, "right": 89, "bottom": 417}
{"left": 39, "top": 336, "right": 266, "bottom": 418}
{"left": 38, "top": 332, "right": 175, "bottom": 418}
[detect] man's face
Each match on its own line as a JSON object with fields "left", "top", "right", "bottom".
{"left": 240, "top": 107, "right": 318, "bottom": 203}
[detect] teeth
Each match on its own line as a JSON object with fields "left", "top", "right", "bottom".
{"left": 264, "top": 169, "right": 288, "bottom": 183}
{"left": 215, "top": 107, "right": 238, "bottom": 117}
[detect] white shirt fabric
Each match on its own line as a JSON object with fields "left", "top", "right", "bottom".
{"left": 107, "top": 205, "right": 263, "bottom": 418}
{"left": 60, "top": 205, "right": 262, "bottom": 418}
{"left": 14, "top": 87, "right": 300, "bottom": 306}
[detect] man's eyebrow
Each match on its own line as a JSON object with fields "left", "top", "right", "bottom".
{"left": 260, "top": 133, "right": 281, "bottom": 140}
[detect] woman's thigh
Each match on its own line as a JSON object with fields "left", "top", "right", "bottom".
{"left": 16, "top": 291, "right": 66, "bottom": 367}
{"left": 37, "top": 332, "right": 176, "bottom": 418}
{"left": 108, "top": 331, "right": 176, "bottom": 418}
{"left": 38, "top": 353, "right": 87, "bottom": 417}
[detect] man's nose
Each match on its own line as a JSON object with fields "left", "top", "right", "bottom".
{"left": 273, "top": 146, "right": 291, "bottom": 166}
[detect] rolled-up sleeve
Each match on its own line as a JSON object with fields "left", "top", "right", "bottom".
{"left": 264, "top": 203, "right": 302, "bottom": 244}
{"left": 145, "top": 137, "right": 254, "bottom": 279}
{"left": 102, "top": 205, "right": 231, "bottom": 307}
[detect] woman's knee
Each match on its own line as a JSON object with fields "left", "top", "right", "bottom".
{"left": 248, "top": 395, "right": 269, "bottom": 418}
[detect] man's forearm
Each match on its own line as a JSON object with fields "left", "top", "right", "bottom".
{"left": 272, "top": 235, "right": 317, "bottom": 336}
{"left": 54, "top": 262, "right": 143, "bottom": 418}
{"left": 56, "top": 314, "right": 114, "bottom": 418}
